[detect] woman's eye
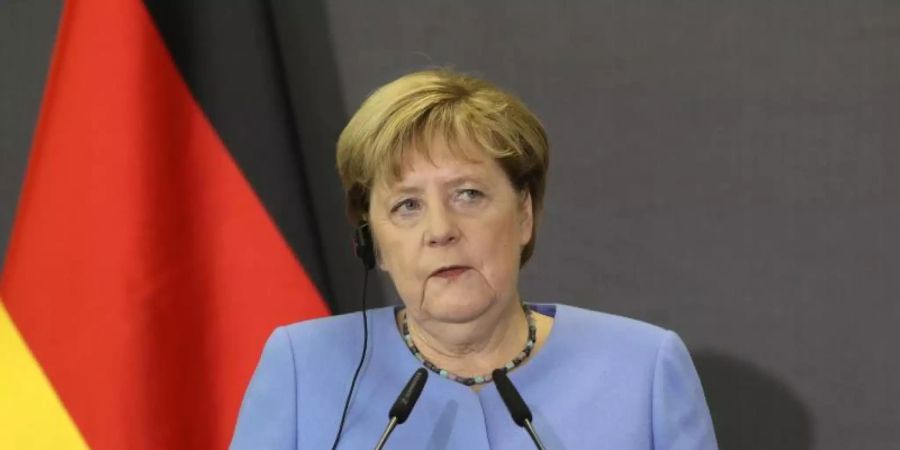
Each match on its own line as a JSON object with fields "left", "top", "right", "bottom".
{"left": 391, "top": 198, "right": 421, "bottom": 214}
{"left": 457, "top": 189, "right": 484, "bottom": 202}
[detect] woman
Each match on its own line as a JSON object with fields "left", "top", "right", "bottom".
{"left": 231, "top": 69, "right": 718, "bottom": 449}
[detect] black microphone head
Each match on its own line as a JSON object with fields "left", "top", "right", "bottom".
{"left": 389, "top": 368, "right": 428, "bottom": 424}
{"left": 492, "top": 369, "right": 533, "bottom": 427}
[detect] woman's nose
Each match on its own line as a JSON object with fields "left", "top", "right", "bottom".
{"left": 425, "top": 203, "right": 459, "bottom": 247}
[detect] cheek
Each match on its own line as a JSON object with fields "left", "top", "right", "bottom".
{"left": 376, "top": 234, "right": 423, "bottom": 295}
{"left": 378, "top": 237, "right": 409, "bottom": 275}
{"left": 471, "top": 216, "right": 524, "bottom": 282}
{"left": 369, "top": 217, "right": 405, "bottom": 271}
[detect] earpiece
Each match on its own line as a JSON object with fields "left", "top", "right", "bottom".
{"left": 353, "top": 221, "right": 375, "bottom": 270}
{"left": 333, "top": 222, "right": 374, "bottom": 449}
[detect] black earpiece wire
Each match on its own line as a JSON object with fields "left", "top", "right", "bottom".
{"left": 330, "top": 268, "right": 370, "bottom": 450}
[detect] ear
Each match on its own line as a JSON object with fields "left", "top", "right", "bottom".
{"left": 518, "top": 190, "right": 534, "bottom": 246}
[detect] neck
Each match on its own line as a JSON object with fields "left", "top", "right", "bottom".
{"left": 404, "top": 298, "right": 528, "bottom": 378}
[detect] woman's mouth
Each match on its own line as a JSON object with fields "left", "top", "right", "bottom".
{"left": 431, "top": 266, "right": 470, "bottom": 279}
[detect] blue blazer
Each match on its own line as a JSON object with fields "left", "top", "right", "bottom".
{"left": 231, "top": 304, "right": 718, "bottom": 449}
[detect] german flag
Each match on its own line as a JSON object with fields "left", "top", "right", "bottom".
{"left": 0, "top": 1, "right": 339, "bottom": 448}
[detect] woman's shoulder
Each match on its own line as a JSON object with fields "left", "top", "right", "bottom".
{"left": 266, "top": 307, "right": 393, "bottom": 364}
{"left": 532, "top": 303, "right": 717, "bottom": 447}
{"left": 538, "top": 302, "right": 675, "bottom": 358}
{"left": 542, "top": 302, "right": 668, "bottom": 335}
{"left": 275, "top": 306, "right": 396, "bottom": 356}
{"left": 531, "top": 303, "right": 702, "bottom": 393}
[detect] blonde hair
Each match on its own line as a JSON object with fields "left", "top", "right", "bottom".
{"left": 336, "top": 69, "right": 549, "bottom": 264}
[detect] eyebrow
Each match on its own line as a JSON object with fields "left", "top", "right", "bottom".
{"left": 389, "top": 175, "right": 485, "bottom": 196}
{"left": 389, "top": 185, "right": 423, "bottom": 196}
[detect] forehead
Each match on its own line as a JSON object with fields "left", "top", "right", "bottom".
{"left": 375, "top": 136, "right": 496, "bottom": 190}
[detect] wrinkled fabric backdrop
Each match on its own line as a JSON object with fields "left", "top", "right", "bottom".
{"left": 2, "top": 1, "right": 897, "bottom": 449}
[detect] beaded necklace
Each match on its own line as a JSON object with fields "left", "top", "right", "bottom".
{"left": 400, "top": 303, "right": 537, "bottom": 386}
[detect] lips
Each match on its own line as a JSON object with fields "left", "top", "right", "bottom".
{"left": 430, "top": 265, "right": 470, "bottom": 279}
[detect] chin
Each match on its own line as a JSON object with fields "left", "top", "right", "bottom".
{"left": 421, "top": 288, "right": 497, "bottom": 324}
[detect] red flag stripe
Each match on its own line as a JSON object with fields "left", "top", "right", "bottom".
{"left": 1, "top": 0, "right": 329, "bottom": 448}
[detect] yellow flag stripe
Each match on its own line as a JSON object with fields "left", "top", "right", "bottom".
{"left": 0, "top": 298, "right": 89, "bottom": 449}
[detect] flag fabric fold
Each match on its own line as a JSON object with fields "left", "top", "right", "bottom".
{"left": 0, "top": 0, "right": 330, "bottom": 448}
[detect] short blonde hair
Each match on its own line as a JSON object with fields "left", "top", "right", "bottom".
{"left": 336, "top": 69, "right": 549, "bottom": 264}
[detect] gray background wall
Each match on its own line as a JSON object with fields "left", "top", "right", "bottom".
{"left": 2, "top": 1, "right": 898, "bottom": 449}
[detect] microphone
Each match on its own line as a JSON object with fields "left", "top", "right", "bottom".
{"left": 374, "top": 368, "right": 428, "bottom": 450}
{"left": 492, "top": 369, "right": 547, "bottom": 450}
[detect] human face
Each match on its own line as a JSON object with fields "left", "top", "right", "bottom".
{"left": 368, "top": 138, "right": 534, "bottom": 325}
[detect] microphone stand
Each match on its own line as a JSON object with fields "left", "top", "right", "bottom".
{"left": 523, "top": 418, "right": 547, "bottom": 450}
{"left": 373, "top": 416, "right": 398, "bottom": 450}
